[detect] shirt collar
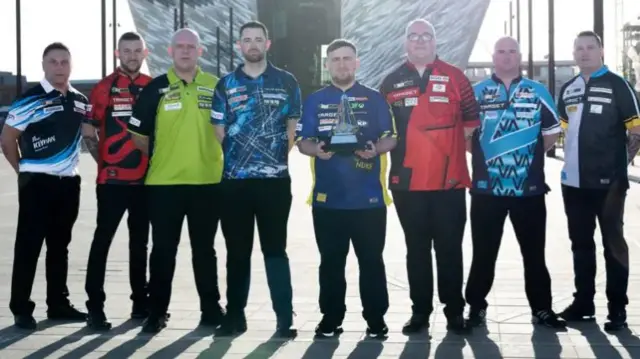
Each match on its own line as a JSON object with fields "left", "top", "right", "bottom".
{"left": 329, "top": 81, "right": 359, "bottom": 93}
{"left": 167, "top": 66, "right": 206, "bottom": 85}
{"left": 40, "top": 78, "right": 56, "bottom": 93}
{"left": 234, "top": 61, "right": 276, "bottom": 79}
{"left": 591, "top": 65, "right": 608, "bottom": 78}
{"left": 405, "top": 56, "right": 441, "bottom": 71}
{"left": 490, "top": 73, "right": 523, "bottom": 86}
{"left": 40, "top": 78, "right": 77, "bottom": 94}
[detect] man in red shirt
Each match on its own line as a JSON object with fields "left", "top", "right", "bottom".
{"left": 81, "top": 32, "right": 153, "bottom": 330}
{"left": 379, "top": 19, "right": 480, "bottom": 334}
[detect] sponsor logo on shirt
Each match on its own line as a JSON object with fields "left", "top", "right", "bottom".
{"left": 211, "top": 111, "right": 224, "bottom": 120}
{"left": 197, "top": 86, "right": 214, "bottom": 94}
{"left": 393, "top": 80, "right": 414, "bottom": 89}
{"left": 43, "top": 105, "right": 64, "bottom": 114}
{"left": 164, "top": 102, "right": 182, "bottom": 111}
{"left": 113, "top": 104, "right": 132, "bottom": 111}
{"left": 589, "top": 86, "right": 612, "bottom": 94}
{"left": 404, "top": 97, "right": 418, "bottom": 107}
{"left": 32, "top": 135, "right": 56, "bottom": 151}
{"left": 429, "top": 96, "right": 449, "bottom": 103}
{"left": 587, "top": 96, "right": 612, "bottom": 104}
{"left": 129, "top": 117, "right": 141, "bottom": 127}
{"left": 229, "top": 95, "right": 248, "bottom": 104}
{"left": 226, "top": 86, "right": 246, "bottom": 95}
{"left": 432, "top": 84, "right": 446, "bottom": 92}
{"left": 429, "top": 75, "right": 449, "bottom": 82}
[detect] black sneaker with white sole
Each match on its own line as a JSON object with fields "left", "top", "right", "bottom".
{"left": 314, "top": 316, "right": 344, "bottom": 337}
{"left": 532, "top": 309, "right": 567, "bottom": 329}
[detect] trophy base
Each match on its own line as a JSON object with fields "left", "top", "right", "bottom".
{"left": 323, "top": 142, "right": 365, "bottom": 153}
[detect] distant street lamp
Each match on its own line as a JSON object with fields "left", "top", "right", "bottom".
{"left": 16, "top": 0, "right": 22, "bottom": 95}
{"left": 527, "top": 0, "right": 533, "bottom": 79}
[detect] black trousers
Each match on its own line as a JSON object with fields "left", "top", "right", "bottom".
{"left": 220, "top": 178, "right": 293, "bottom": 318}
{"left": 392, "top": 189, "right": 466, "bottom": 318}
{"left": 10, "top": 173, "right": 81, "bottom": 316}
{"left": 562, "top": 184, "right": 628, "bottom": 310}
{"left": 147, "top": 184, "right": 221, "bottom": 316}
{"left": 465, "top": 194, "right": 552, "bottom": 312}
{"left": 85, "top": 184, "right": 149, "bottom": 311}
{"left": 312, "top": 206, "right": 389, "bottom": 323}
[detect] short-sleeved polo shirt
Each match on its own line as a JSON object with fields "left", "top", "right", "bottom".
{"left": 210, "top": 62, "right": 301, "bottom": 179}
{"left": 127, "top": 67, "right": 223, "bottom": 185}
{"left": 5, "top": 78, "right": 89, "bottom": 177}
{"left": 296, "top": 82, "right": 397, "bottom": 210}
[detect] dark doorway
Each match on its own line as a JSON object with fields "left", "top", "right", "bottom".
{"left": 258, "top": 0, "right": 341, "bottom": 97}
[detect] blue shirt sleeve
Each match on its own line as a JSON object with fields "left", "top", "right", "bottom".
{"left": 536, "top": 84, "right": 561, "bottom": 135}
{"left": 286, "top": 75, "right": 302, "bottom": 119}
{"left": 295, "top": 94, "right": 319, "bottom": 141}
{"left": 210, "top": 80, "right": 228, "bottom": 126}
{"left": 376, "top": 94, "right": 397, "bottom": 139}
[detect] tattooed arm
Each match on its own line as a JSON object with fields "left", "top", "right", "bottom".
{"left": 81, "top": 123, "right": 100, "bottom": 163}
{"left": 628, "top": 128, "right": 640, "bottom": 165}
{"left": 614, "top": 78, "right": 640, "bottom": 165}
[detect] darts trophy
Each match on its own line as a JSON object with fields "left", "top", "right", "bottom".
{"left": 323, "top": 94, "right": 365, "bottom": 153}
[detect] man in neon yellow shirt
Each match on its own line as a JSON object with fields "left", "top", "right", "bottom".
{"left": 128, "top": 28, "right": 224, "bottom": 333}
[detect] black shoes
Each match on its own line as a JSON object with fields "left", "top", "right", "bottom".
{"left": 87, "top": 310, "right": 112, "bottom": 331}
{"left": 532, "top": 309, "right": 567, "bottom": 329}
{"left": 276, "top": 313, "right": 297, "bottom": 338}
{"left": 604, "top": 310, "right": 628, "bottom": 332}
{"left": 559, "top": 301, "right": 627, "bottom": 331}
{"left": 466, "top": 308, "right": 487, "bottom": 328}
{"left": 402, "top": 313, "right": 429, "bottom": 334}
{"left": 199, "top": 307, "right": 225, "bottom": 328}
{"left": 366, "top": 318, "right": 389, "bottom": 339}
{"left": 446, "top": 315, "right": 471, "bottom": 334}
{"left": 142, "top": 313, "right": 170, "bottom": 333}
{"left": 47, "top": 304, "right": 87, "bottom": 321}
{"left": 217, "top": 311, "right": 248, "bottom": 335}
{"left": 14, "top": 304, "right": 86, "bottom": 330}
{"left": 14, "top": 315, "right": 37, "bottom": 330}
{"left": 558, "top": 302, "right": 596, "bottom": 322}
{"left": 131, "top": 301, "right": 149, "bottom": 320}
{"left": 314, "top": 316, "right": 344, "bottom": 337}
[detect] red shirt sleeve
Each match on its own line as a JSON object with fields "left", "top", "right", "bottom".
{"left": 88, "top": 76, "right": 112, "bottom": 127}
{"left": 457, "top": 73, "right": 481, "bottom": 127}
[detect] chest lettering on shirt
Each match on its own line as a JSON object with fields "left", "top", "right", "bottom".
{"left": 164, "top": 102, "right": 182, "bottom": 111}
{"left": 44, "top": 105, "right": 64, "bottom": 114}
{"left": 32, "top": 135, "right": 57, "bottom": 152}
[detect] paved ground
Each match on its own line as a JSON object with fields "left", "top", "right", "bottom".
{"left": 0, "top": 151, "right": 640, "bottom": 358}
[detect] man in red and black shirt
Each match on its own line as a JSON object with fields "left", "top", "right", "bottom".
{"left": 81, "top": 32, "right": 153, "bottom": 330}
{"left": 379, "top": 19, "right": 480, "bottom": 334}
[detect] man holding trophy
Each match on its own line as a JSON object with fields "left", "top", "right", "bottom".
{"left": 296, "top": 39, "right": 397, "bottom": 338}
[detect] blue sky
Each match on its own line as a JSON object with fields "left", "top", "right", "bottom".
{"left": 1, "top": 0, "right": 639, "bottom": 81}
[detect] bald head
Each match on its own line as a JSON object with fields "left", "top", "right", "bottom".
{"left": 171, "top": 28, "right": 201, "bottom": 47}
{"left": 492, "top": 36, "right": 521, "bottom": 76}
{"left": 494, "top": 36, "right": 520, "bottom": 54}
{"left": 170, "top": 28, "right": 201, "bottom": 73}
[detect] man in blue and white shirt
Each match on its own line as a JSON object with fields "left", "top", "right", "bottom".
{"left": 464, "top": 37, "right": 565, "bottom": 329}
{"left": 0, "top": 42, "right": 88, "bottom": 330}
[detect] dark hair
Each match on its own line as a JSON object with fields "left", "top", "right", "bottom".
{"left": 326, "top": 39, "right": 357, "bottom": 56}
{"left": 576, "top": 30, "right": 602, "bottom": 48}
{"left": 42, "top": 42, "right": 70, "bottom": 58}
{"left": 239, "top": 21, "right": 269, "bottom": 39}
{"left": 118, "top": 32, "right": 144, "bottom": 46}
